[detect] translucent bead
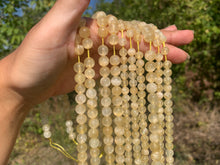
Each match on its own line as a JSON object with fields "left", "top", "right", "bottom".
{"left": 76, "top": 124, "right": 87, "bottom": 134}
{"left": 107, "top": 14, "right": 117, "bottom": 24}
{"left": 153, "top": 39, "right": 161, "bottom": 47}
{"left": 108, "top": 24, "right": 119, "bottom": 34}
{"left": 121, "top": 72, "right": 128, "bottom": 80}
{"left": 102, "top": 107, "right": 112, "bottom": 116}
{"left": 84, "top": 57, "right": 95, "bottom": 68}
{"left": 104, "top": 145, "right": 114, "bottom": 155}
{"left": 155, "top": 53, "right": 163, "bottom": 61}
{"left": 82, "top": 38, "right": 93, "bottom": 49}
{"left": 89, "top": 138, "right": 100, "bottom": 148}
{"left": 164, "top": 69, "right": 172, "bottom": 77}
{"left": 116, "top": 155, "right": 125, "bottom": 164}
{"left": 75, "top": 34, "right": 81, "bottom": 44}
{"left": 75, "top": 44, "right": 84, "bottom": 56}
{"left": 145, "top": 73, "right": 155, "bottom": 83}
{"left": 89, "top": 118, "right": 99, "bottom": 128}
{"left": 119, "top": 38, "right": 127, "bottom": 47}
{"left": 112, "top": 86, "right": 122, "bottom": 95}
{"left": 115, "top": 145, "right": 125, "bottom": 154}
{"left": 111, "top": 66, "right": 120, "bottom": 76}
{"left": 87, "top": 99, "right": 97, "bottom": 108}
{"left": 74, "top": 62, "right": 84, "bottom": 73}
{"left": 164, "top": 92, "right": 172, "bottom": 99}
{"left": 143, "top": 31, "right": 155, "bottom": 42}
{"left": 75, "top": 84, "right": 86, "bottom": 94}
{"left": 92, "top": 11, "right": 106, "bottom": 19}
{"left": 85, "top": 79, "right": 96, "bottom": 88}
{"left": 76, "top": 114, "right": 87, "bottom": 124}
{"left": 129, "top": 64, "right": 137, "bottom": 71}
{"left": 102, "top": 117, "right": 112, "bottom": 127}
{"left": 128, "top": 48, "right": 136, "bottom": 56}
{"left": 87, "top": 109, "right": 98, "bottom": 119}
{"left": 65, "top": 120, "right": 73, "bottom": 127}
{"left": 100, "top": 77, "right": 111, "bottom": 87}
{"left": 145, "top": 62, "right": 156, "bottom": 72}
{"left": 99, "top": 56, "right": 109, "bottom": 66}
{"left": 42, "top": 124, "right": 50, "bottom": 132}
{"left": 75, "top": 94, "right": 86, "bottom": 104}
{"left": 97, "top": 16, "right": 108, "bottom": 27}
{"left": 98, "top": 26, "right": 108, "bottom": 38}
{"left": 77, "top": 143, "right": 87, "bottom": 153}
{"left": 75, "top": 73, "right": 86, "bottom": 84}
{"left": 161, "top": 46, "right": 169, "bottom": 55}
{"left": 85, "top": 68, "right": 95, "bottom": 79}
{"left": 100, "top": 67, "right": 110, "bottom": 77}
{"left": 145, "top": 50, "right": 156, "bottom": 61}
{"left": 103, "top": 127, "right": 113, "bottom": 136}
{"left": 119, "top": 47, "right": 127, "bottom": 56}
{"left": 75, "top": 104, "right": 86, "bottom": 114}
{"left": 88, "top": 128, "right": 99, "bottom": 138}
{"left": 146, "top": 83, "right": 157, "bottom": 93}
{"left": 137, "top": 75, "right": 145, "bottom": 83}
{"left": 120, "top": 64, "right": 128, "bottom": 72}
{"left": 103, "top": 136, "right": 113, "bottom": 145}
{"left": 164, "top": 100, "right": 173, "bottom": 107}
{"left": 69, "top": 132, "right": 76, "bottom": 140}
{"left": 164, "top": 60, "right": 172, "bottom": 68}
{"left": 112, "top": 96, "right": 122, "bottom": 106}
{"left": 43, "top": 131, "right": 51, "bottom": 138}
{"left": 78, "top": 152, "right": 87, "bottom": 161}
{"left": 108, "top": 34, "right": 119, "bottom": 45}
{"left": 136, "top": 51, "right": 143, "bottom": 59}
{"left": 90, "top": 148, "right": 100, "bottom": 157}
{"left": 79, "top": 26, "right": 90, "bottom": 38}
{"left": 86, "top": 88, "right": 97, "bottom": 99}
{"left": 110, "top": 55, "right": 120, "bottom": 65}
{"left": 126, "top": 29, "right": 134, "bottom": 38}
{"left": 164, "top": 77, "right": 172, "bottom": 84}
{"left": 98, "top": 45, "right": 109, "bottom": 56}
{"left": 90, "top": 157, "right": 101, "bottom": 164}
{"left": 136, "top": 59, "right": 145, "bottom": 67}
{"left": 111, "top": 77, "right": 121, "bottom": 86}
{"left": 101, "top": 97, "right": 111, "bottom": 107}
{"left": 100, "top": 87, "right": 111, "bottom": 97}
{"left": 77, "top": 134, "right": 87, "bottom": 144}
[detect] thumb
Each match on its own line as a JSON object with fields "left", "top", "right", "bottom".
{"left": 29, "top": 0, "right": 90, "bottom": 46}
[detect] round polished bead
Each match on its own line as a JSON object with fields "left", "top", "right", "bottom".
{"left": 77, "top": 134, "right": 87, "bottom": 144}
{"left": 90, "top": 148, "right": 100, "bottom": 157}
{"left": 164, "top": 69, "right": 172, "bottom": 77}
{"left": 93, "top": 11, "right": 106, "bottom": 19}
{"left": 102, "top": 107, "right": 112, "bottom": 116}
{"left": 74, "top": 73, "right": 86, "bottom": 84}
{"left": 103, "top": 127, "right": 113, "bottom": 135}
{"left": 102, "top": 117, "right": 112, "bottom": 127}
{"left": 89, "top": 118, "right": 99, "bottom": 128}
{"left": 103, "top": 136, "right": 113, "bottom": 145}
{"left": 78, "top": 152, "right": 87, "bottom": 161}
{"left": 86, "top": 99, "right": 97, "bottom": 109}
{"left": 43, "top": 131, "right": 51, "bottom": 138}
{"left": 98, "top": 45, "right": 109, "bottom": 56}
{"left": 108, "top": 34, "right": 119, "bottom": 45}
{"left": 75, "top": 94, "right": 86, "bottom": 104}
{"left": 74, "top": 62, "right": 85, "bottom": 73}
{"left": 128, "top": 48, "right": 136, "bottom": 56}
{"left": 101, "top": 97, "right": 111, "bottom": 107}
{"left": 100, "top": 87, "right": 111, "bottom": 96}
{"left": 75, "top": 104, "right": 86, "bottom": 114}
{"left": 119, "top": 47, "right": 127, "bottom": 56}
{"left": 108, "top": 23, "right": 119, "bottom": 34}
{"left": 164, "top": 60, "right": 172, "bottom": 68}
{"left": 85, "top": 68, "right": 95, "bottom": 79}
{"left": 76, "top": 114, "right": 87, "bottom": 124}
{"left": 82, "top": 38, "right": 93, "bottom": 49}
{"left": 76, "top": 124, "right": 87, "bottom": 134}
{"left": 79, "top": 26, "right": 90, "bottom": 38}
{"left": 145, "top": 50, "right": 156, "bottom": 61}
{"left": 42, "top": 124, "right": 50, "bottom": 131}
{"left": 146, "top": 83, "right": 157, "bottom": 93}
{"left": 85, "top": 79, "right": 96, "bottom": 88}
{"left": 119, "top": 37, "right": 127, "bottom": 47}
{"left": 75, "top": 44, "right": 84, "bottom": 56}
{"left": 77, "top": 143, "right": 87, "bottom": 153}
{"left": 100, "top": 67, "right": 110, "bottom": 77}
{"left": 111, "top": 77, "right": 121, "bottom": 86}
{"left": 99, "top": 56, "right": 109, "bottom": 66}
{"left": 161, "top": 46, "right": 169, "bottom": 55}
{"left": 100, "top": 77, "right": 111, "bottom": 87}
{"left": 88, "top": 128, "right": 99, "bottom": 138}
{"left": 145, "top": 62, "right": 156, "bottom": 72}
{"left": 86, "top": 88, "right": 97, "bottom": 99}
{"left": 75, "top": 84, "right": 86, "bottom": 94}
{"left": 84, "top": 57, "right": 95, "bottom": 68}
{"left": 110, "top": 55, "right": 120, "bottom": 65}
{"left": 87, "top": 109, "right": 98, "bottom": 119}
{"left": 89, "top": 138, "right": 100, "bottom": 148}
{"left": 97, "top": 16, "right": 108, "bottom": 27}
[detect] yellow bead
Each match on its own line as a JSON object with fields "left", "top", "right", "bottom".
{"left": 98, "top": 45, "right": 109, "bottom": 56}
{"left": 79, "top": 26, "right": 90, "bottom": 38}
{"left": 97, "top": 16, "right": 108, "bottom": 27}
{"left": 75, "top": 44, "right": 84, "bottom": 56}
{"left": 82, "top": 38, "right": 93, "bottom": 49}
{"left": 108, "top": 34, "right": 119, "bottom": 45}
{"left": 98, "top": 26, "right": 108, "bottom": 38}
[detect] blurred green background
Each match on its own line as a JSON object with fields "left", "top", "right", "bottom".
{"left": 1, "top": 0, "right": 219, "bottom": 164}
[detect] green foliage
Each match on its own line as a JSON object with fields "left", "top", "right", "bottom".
{"left": 0, "top": 0, "right": 55, "bottom": 58}
{"left": 97, "top": 0, "right": 220, "bottom": 102}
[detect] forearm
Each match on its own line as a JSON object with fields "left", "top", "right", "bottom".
{"left": 0, "top": 55, "right": 31, "bottom": 165}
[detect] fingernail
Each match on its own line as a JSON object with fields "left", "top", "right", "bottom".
{"left": 187, "top": 54, "right": 190, "bottom": 60}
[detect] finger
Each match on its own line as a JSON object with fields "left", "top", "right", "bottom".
{"left": 29, "top": 0, "right": 90, "bottom": 46}
{"left": 163, "top": 25, "right": 177, "bottom": 31}
{"left": 166, "top": 44, "right": 189, "bottom": 64}
{"left": 162, "top": 30, "right": 194, "bottom": 46}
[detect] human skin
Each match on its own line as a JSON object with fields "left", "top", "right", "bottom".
{"left": 0, "top": 0, "right": 194, "bottom": 164}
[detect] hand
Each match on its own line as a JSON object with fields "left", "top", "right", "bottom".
{"left": 1, "top": 0, "right": 194, "bottom": 107}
